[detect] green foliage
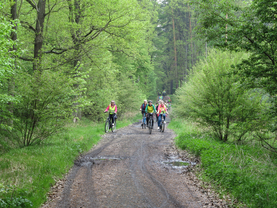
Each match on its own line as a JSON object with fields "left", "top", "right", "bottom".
{"left": 0, "top": 184, "right": 32, "bottom": 208}
{"left": 193, "top": 0, "right": 277, "bottom": 97}
{"left": 169, "top": 119, "right": 277, "bottom": 208}
{"left": 174, "top": 50, "right": 263, "bottom": 141}
{"left": 0, "top": 0, "right": 159, "bottom": 150}
{"left": 5, "top": 69, "right": 86, "bottom": 147}
{"left": 191, "top": 0, "right": 277, "bottom": 151}
{"left": 153, "top": 0, "right": 206, "bottom": 95}
{"left": 0, "top": 117, "right": 135, "bottom": 208}
{"left": 0, "top": 3, "right": 18, "bottom": 129}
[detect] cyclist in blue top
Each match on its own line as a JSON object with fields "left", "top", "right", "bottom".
{"left": 140, "top": 100, "right": 148, "bottom": 126}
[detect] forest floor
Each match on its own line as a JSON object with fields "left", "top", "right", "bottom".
{"left": 41, "top": 117, "right": 229, "bottom": 208}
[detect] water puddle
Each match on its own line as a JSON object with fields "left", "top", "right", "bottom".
{"left": 85, "top": 156, "right": 122, "bottom": 160}
{"left": 76, "top": 156, "right": 125, "bottom": 166}
{"left": 164, "top": 161, "right": 190, "bottom": 166}
{"left": 161, "top": 157, "right": 197, "bottom": 172}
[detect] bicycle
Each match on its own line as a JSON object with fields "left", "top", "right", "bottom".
{"left": 105, "top": 114, "right": 116, "bottom": 133}
{"left": 159, "top": 114, "right": 166, "bottom": 133}
{"left": 147, "top": 113, "right": 154, "bottom": 134}
{"left": 142, "top": 112, "right": 147, "bottom": 129}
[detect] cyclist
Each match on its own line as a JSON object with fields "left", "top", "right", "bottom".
{"left": 140, "top": 100, "right": 148, "bottom": 126}
{"left": 104, "top": 100, "right": 117, "bottom": 126}
{"left": 157, "top": 101, "right": 168, "bottom": 130}
{"left": 145, "top": 100, "right": 156, "bottom": 127}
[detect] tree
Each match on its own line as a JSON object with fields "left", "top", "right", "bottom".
{"left": 193, "top": 0, "right": 277, "bottom": 106}
{"left": 153, "top": 0, "right": 206, "bottom": 95}
{"left": 175, "top": 50, "right": 262, "bottom": 141}
{"left": 0, "top": 2, "right": 19, "bottom": 150}
{"left": 192, "top": 0, "right": 277, "bottom": 150}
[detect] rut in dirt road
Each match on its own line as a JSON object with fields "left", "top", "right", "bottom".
{"left": 43, "top": 119, "right": 210, "bottom": 208}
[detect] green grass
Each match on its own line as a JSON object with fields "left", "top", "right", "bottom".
{"left": 0, "top": 116, "right": 138, "bottom": 208}
{"left": 168, "top": 119, "right": 277, "bottom": 208}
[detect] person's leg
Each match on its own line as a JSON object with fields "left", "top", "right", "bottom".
{"left": 146, "top": 114, "right": 149, "bottom": 125}
{"left": 163, "top": 114, "right": 166, "bottom": 123}
{"left": 111, "top": 114, "right": 115, "bottom": 124}
{"left": 114, "top": 114, "right": 117, "bottom": 124}
{"left": 149, "top": 114, "right": 154, "bottom": 128}
{"left": 158, "top": 114, "right": 162, "bottom": 127}
{"left": 143, "top": 113, "right": 146, "bottom": 124}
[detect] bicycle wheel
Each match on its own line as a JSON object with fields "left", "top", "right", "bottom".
{"left": 105, "top": 120, "right": 110, "bottom": 133}
{"left": 112, "top": 121, "right": 116, "bottom": 132}
{"left": 162, "top": 122, "right": 165, "bottom": 132}
{"left": 149, "top": 118, "right": 152, "bottom": 134}
{"left": 143, "top": 115, "right": 147, "bottom": 129}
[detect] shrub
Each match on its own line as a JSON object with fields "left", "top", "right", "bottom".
{"left": 174, "top": 50, "right": 263, "bottom": 141}
{"left": 8, "top": 70, "right": 85, "bottom": 146}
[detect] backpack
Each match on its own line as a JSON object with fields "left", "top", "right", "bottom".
{"left": 142, "top": 103, "right": 146, "bottom": 110}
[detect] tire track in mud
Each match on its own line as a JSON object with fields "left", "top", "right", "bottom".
{"left": 55, "top": 134, "right": 120, "bottom": 208}
{"left": 43, "top": 119, "right": 210, "bottom": 208}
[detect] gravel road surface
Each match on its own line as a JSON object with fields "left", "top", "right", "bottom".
{"left": 42, "top": 119, "right": 229, "bottom": 208}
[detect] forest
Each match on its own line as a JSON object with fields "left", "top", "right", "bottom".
{"left": 0, "top": 0, "right": 205, "bottom": 149}
{"left": 1, "top": 0, "right": 277, "bottom": 207}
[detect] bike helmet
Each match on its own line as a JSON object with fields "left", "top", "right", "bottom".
{"left": 148, "top": 100, "right": 152, "bottom": 103}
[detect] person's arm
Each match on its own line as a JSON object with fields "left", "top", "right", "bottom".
{"left": 157, "top": 105, "right": 161, "bottom": 114}
{"left": 140, "top": 104, "right": 143, "bottom": 111}
{"left": 145, "top": 104, "right": 148, "bottom": 113}
{"left": 114, "top": 105, "right": 118, "bottom": 114}
{"left": 104, "top": 105, "right": 109, "bottom": 112}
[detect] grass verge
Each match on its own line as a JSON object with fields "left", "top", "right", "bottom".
{"left": 168, "top": 118, "right": 277, "bottom": 208}
{"left": 0, "top": 115, "right": 139, "bottom": 208}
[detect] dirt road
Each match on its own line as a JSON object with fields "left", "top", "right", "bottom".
{"left": 43, "top": 119, "right": 227, "bottom": 208}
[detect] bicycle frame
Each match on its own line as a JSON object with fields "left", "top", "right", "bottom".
{"left": 147, "top": 113, "right": 155, "bottom": 134}
{"left": 105, "top": 114, "right": 116, "bottom": 133}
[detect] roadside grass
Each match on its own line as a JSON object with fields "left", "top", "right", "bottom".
{"left": 0, "top": 115, "right": 139, "bottom": 208}
{"left": 168, "top": 119, "right": 277, "bottom": 208}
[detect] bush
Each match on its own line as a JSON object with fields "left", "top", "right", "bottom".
{"left": 7, "top": 70, "right": 85, "bottom": 146}
{"left": 174, "top": 50, "right": 263, "bottom": 141}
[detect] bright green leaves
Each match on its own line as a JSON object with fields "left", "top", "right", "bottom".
{"left": 0, "top": 0, "right": 159, "bottom": 149}
{"left": 193, "top": 0, "right": 277, "bottom": 96}
{"left": 174, "top": 50, "right": 263, "bottom": 141}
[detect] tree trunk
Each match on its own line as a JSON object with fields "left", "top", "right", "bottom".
{"left": 9, "top": 0, "right": 18, "bottom": 123}
{"left": 224, "top": 116, "right": 230, "bottom": 142}
{"left": 226, "top": 14, "right": 228, "bottom": 43}
{"left": 171, "top": 8, "right": 178, "bottom": 90}
{"left": 188, "top": 4, "right": 193, "bottom": 69}
{"left": 68, "top": 0, "right": 82, "bottom": 122}
{"left": 33, "top": 0, "right": 46, "bottom": 71}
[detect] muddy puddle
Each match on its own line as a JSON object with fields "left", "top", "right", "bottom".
{"left": 161, "top": 156, "right": 197, "bottom": 172}
{"left": 164, "top": 161, "right": 190, "bottom": 166}
{"left": 162, "top": 144, "right": 198, "bottom": 174}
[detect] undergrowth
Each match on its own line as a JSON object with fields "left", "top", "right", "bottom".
{"left": 0, "top": 115, "right": 138, "bottom": 208}
{"left": 168, "top": 119, "right": 277, "bottom": 208}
